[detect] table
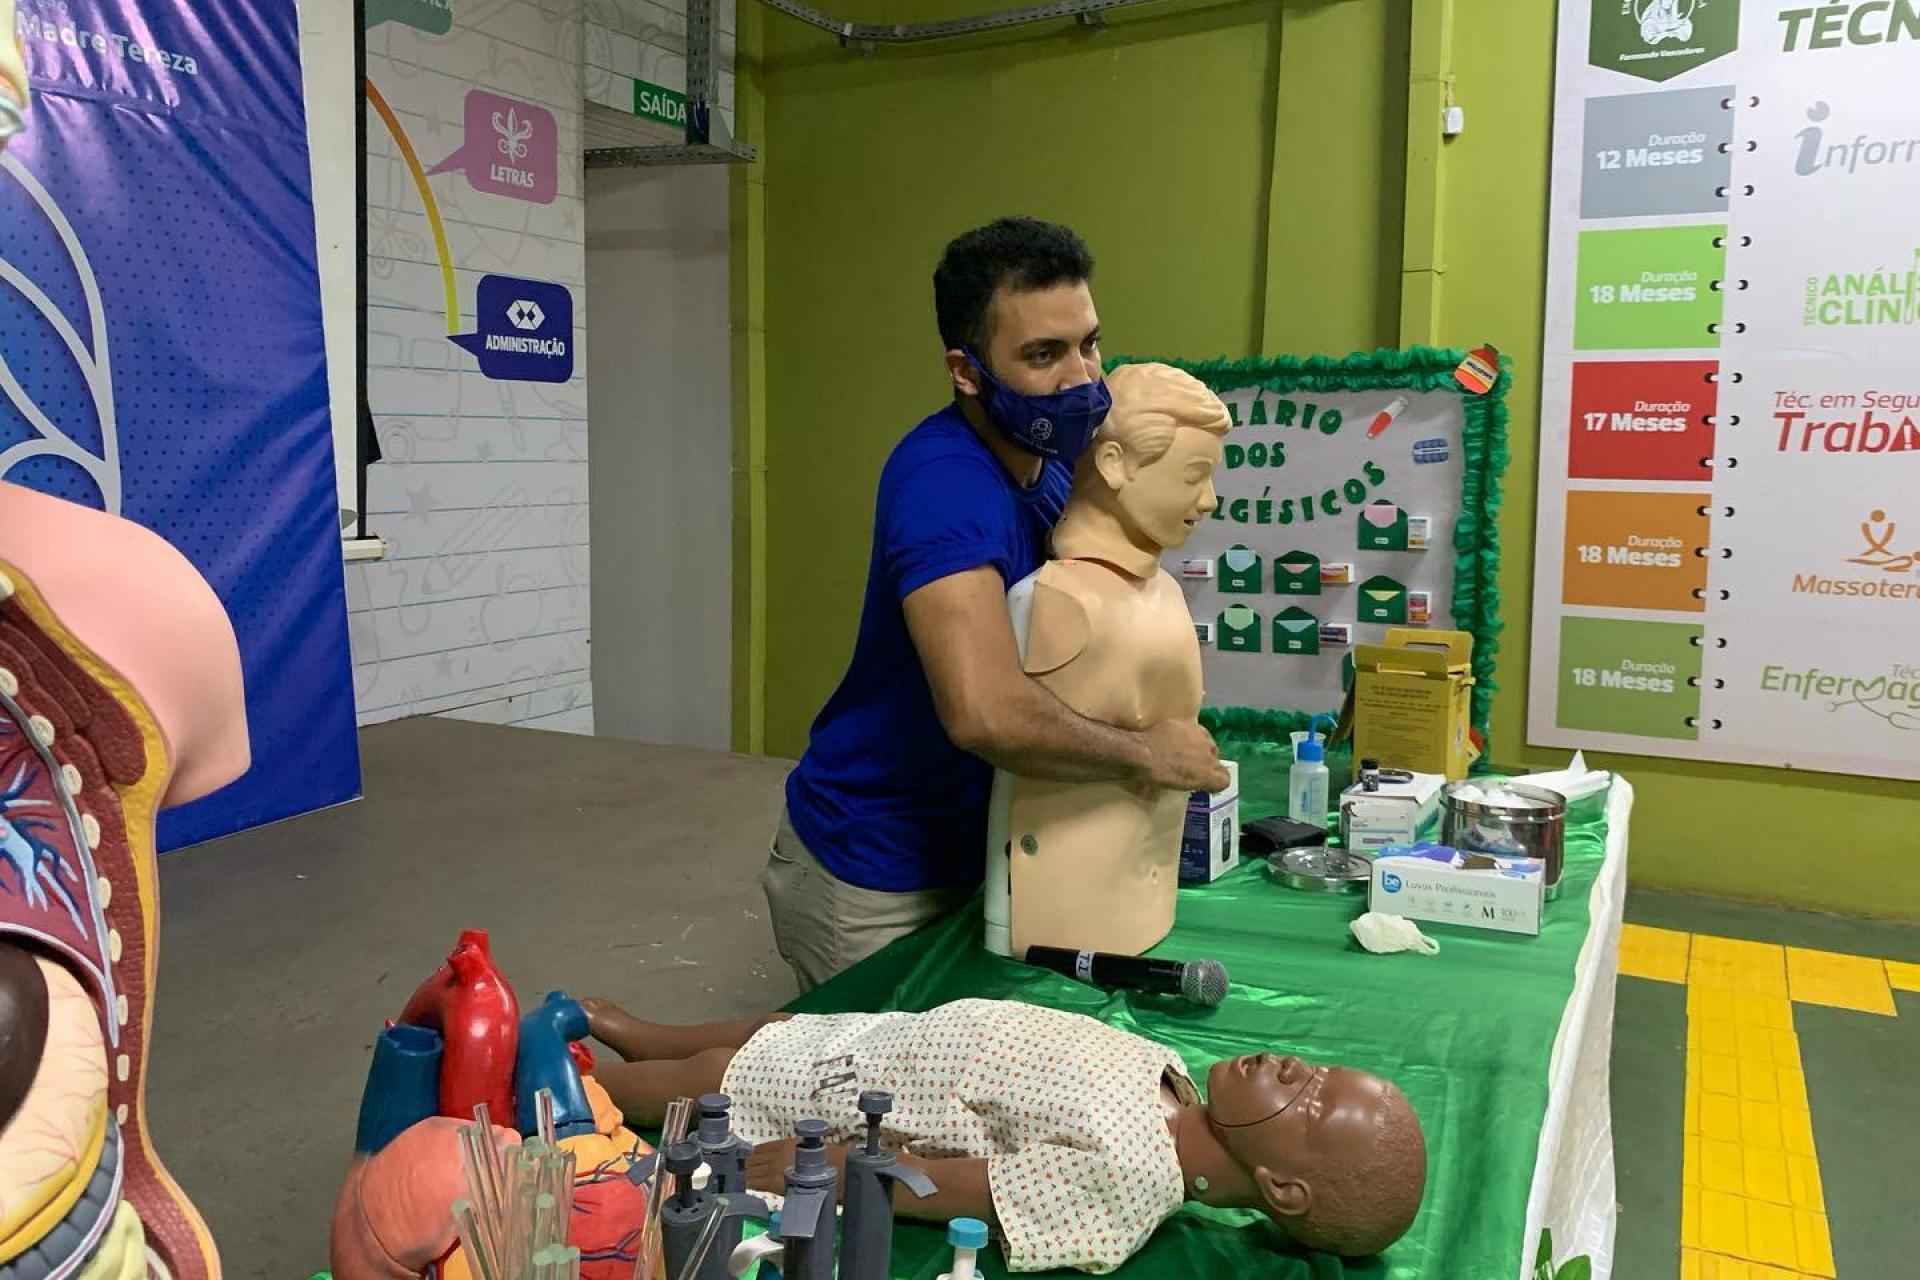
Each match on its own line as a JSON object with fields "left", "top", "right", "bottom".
{"left": 787, "top": 779, "right": 1634, "bottom": 1279}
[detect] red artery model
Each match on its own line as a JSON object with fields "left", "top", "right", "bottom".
{"left": 397, "top": 928, "right": 520, "bottom": 1129}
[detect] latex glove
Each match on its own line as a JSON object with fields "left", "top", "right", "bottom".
{"left": 1351, "top": 912, "right": 1441, "bottom": 956}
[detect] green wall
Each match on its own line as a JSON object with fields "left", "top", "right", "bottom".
{"left": 742, "top": 0, "right": 1920, "bottom": 919}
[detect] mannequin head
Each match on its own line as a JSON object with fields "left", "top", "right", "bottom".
{"left": 1200, "top": 1053, "right": 1426, "bottom": 1256}
{"left": 1067, "top": 362, "right": 1229, "bottom": 561}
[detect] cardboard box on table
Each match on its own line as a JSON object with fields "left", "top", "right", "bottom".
{"left": 1352, "top": 629, "right": 1474, "bottom": 780}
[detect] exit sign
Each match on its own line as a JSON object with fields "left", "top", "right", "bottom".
{"left": 633, "top": 77, "right": 688, "bottom": 129}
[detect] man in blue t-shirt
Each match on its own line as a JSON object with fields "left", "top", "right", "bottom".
{"left": 767, "top": 218, "right": 1229, "bottom": 991}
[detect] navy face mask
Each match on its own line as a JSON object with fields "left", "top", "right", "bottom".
{"left": 966, "top": 349, "right": 1112, "bottom": 463}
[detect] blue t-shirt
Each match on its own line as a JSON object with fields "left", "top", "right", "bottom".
{"left": 785, "top": 405, "right": 1071, "bottom": 892}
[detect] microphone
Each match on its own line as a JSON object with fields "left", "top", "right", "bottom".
{"left": 1021, "top": 945, "right": 1230, "bottom": 1008}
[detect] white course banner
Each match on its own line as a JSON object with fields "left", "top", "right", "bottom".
{"left": 1530, "top": 0, "right": 1920, "bottom": 780}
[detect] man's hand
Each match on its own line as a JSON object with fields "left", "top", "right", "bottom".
{"left": 1137, "top": 719, "right": 1229, "bottom": 793}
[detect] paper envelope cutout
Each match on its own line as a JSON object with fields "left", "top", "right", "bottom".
{"left": 1273, "top": 551, "right": 1322, "bottom": 596}
{"left": 1357, "top": 574, "right": 1409, "bottom": 624}
{"left": 1218, "top": 545, "right": 1263, "bottom": 593}
{"left": 1273, "top": 607, "right": 1320, "bottom": 655}
{"left": 1359, "top": 501, "right": 1411, "bottom": 551}
{"left": 1217, "top": 604, "right": 1262, "bottom": 653}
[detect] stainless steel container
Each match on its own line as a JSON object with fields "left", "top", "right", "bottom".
{"left": 1441, "top": 781, "right": 1568, "bottom": 897}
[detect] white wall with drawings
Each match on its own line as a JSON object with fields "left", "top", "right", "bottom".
{"left": 349, "top": 0, "right": 594, "bottom": 734}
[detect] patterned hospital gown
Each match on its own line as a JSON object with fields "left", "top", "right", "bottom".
{"left": 720, "top": 998, "right": 1196, "bottom": 1274}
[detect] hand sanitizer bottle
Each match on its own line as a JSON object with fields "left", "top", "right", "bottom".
{"left": 1289, "top": 715, "right": 1331, "bottom": 829}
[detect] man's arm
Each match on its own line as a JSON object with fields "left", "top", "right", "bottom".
{"left": 904, "top": 567, "right": 1227, "bottom": 791}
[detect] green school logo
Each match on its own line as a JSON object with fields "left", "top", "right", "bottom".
{"left": 366, "top": 0, "right": 454, "bottom": 34}
{"left": 1591, "top": 0, "right": 1740, "bottom": 82}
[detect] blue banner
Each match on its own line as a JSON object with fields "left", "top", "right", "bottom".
{"left": 1, "top": 0, "right": 361, "bottom": 847}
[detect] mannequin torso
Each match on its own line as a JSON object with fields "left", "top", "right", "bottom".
{"left": 982, "top": 363, "right": 1229, "bottom": 959}
{"left": 997, "top": 558, "right": 1202, "bottom": 956}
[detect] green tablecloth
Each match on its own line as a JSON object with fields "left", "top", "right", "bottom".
{"left": 785, "top": 787, "right": 1614, "bottom": 1280}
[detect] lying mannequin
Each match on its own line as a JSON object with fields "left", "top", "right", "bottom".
{"left": 582, "top": 996, "right": 1426, "bottom": 1274}
{"left": 985, "top": 363, "right": 1230, "bottom": 957}
{"left": 0, "top": 480, "right": 250, "bottom": 1280}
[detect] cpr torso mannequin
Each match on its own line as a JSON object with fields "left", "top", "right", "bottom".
{"left": 0, "top": 479, "right": 248, "bottom": 1280}
{"left": 985, "top": 365, "right": 1230, "bottom": 957}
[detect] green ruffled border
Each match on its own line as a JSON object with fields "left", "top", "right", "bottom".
{"left": 1107, "top": 347, "right": 1510, "bottom": 745}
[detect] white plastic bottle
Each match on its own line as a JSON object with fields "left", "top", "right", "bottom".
{"left": 939, "top": 1218, "right": 989, "bottom": 1280}
{"left": 1289, "top": 724, "right": 1330, "bottom": 828}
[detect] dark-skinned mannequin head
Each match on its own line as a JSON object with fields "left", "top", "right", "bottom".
{"left": 1181, "top": 1053, "right": 1427, "bottom": 1256}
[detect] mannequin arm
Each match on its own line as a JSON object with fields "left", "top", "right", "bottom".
{"left": 905, "top": 567, "right": 1226, "bottom": 791}
{"left": 746, "top": 1139, "right": 996, "bottom": 1226}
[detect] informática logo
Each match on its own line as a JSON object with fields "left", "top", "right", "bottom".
{"left": 1794, "top": 102, "right": 1920, "bottom": 177}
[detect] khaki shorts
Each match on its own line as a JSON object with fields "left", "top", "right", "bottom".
{"left": 762, "top": 807, "right": 973, "bottom": 993}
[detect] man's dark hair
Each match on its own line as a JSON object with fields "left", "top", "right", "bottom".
{"left": 933, "top": 217, "right": 1095, "bottom": 353}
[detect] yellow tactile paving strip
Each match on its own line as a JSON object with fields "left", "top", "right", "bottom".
{"left": 1784, "top": 948, "right": 1895, "bottom": 1017}
{"left": 1621, "top": 922, "right": 1692, "bottom": 984}
{"left": 1614, "top": 924, "right": 1920, "bottom": 1279}
{"left": 1886, "top": 960, "right": 1920, "bottom": 994}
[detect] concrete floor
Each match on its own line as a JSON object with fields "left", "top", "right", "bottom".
{"left": 146, "top": 718, "right": 795, "bottom": 1278}
{"left": 141, "top": 719, "right": 1920, "bottom": 1278}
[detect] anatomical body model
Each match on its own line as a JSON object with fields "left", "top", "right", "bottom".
{"left": 0, "top": 480, "right": 251, "bottom": 1280}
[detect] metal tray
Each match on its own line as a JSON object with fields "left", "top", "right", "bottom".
{"left": 1267, "top": 846, "right": 1371, "bottom": 893}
